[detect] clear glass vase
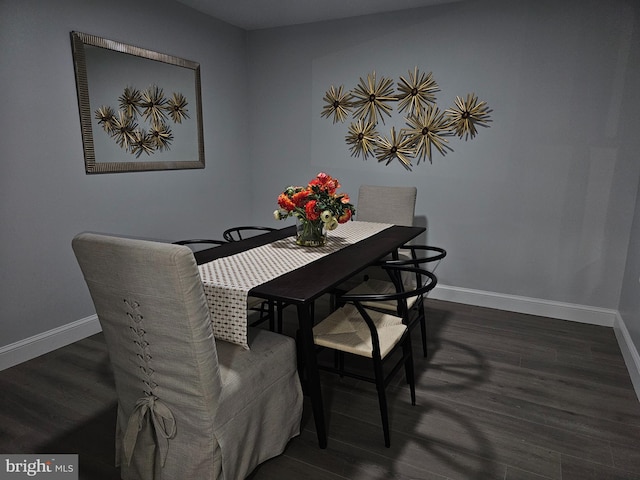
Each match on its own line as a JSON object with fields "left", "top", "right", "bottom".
{"left": 296, "top": 218, "right": 326, "bottom": 247}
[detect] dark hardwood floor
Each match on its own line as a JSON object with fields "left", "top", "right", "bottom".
{"left": 1, "top": 298, "right": 639, "bottom": 479}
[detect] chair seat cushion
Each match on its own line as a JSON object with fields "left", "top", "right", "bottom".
{"left": 346, "top": 278, "right": 419, "bottom": 312}
{"left": 313, "top": 305, "right": 407, "bottom": 358}
{"left": 216, "top": 327, "right": 298, "bottom": 407}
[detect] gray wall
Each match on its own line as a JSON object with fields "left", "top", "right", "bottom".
{"left": 0, "top": 0, "right": 250, "bottom": 345}
{"left": 246, "top": 0, "right": 640, "bottom": 310}
{"left": 620, "top": 176, "right": 640, "bottom": 354}
{"left": 617, "top": 2, "right": 640, "bottom": 360}
{"left": 2, "top": 0, "right": 639, "bottom": 363}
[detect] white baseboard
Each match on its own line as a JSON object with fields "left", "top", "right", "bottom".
{"left": 0, "top": 315, "right": 101, "bottom": 372}
{"left": 431, "top": 284, "right": 617, "bottom": 326}
{"left": 614, "top": 312, "right": 640, "bottom": 401}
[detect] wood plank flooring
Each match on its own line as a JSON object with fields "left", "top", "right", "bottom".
{"left": 1, "top": 298, "right": 639, "bottom": 479}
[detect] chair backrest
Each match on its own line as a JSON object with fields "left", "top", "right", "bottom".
{"left": 173, "top": 238, "right": 226, "bottom": 246}
{"left": 223, "top": 226, "right": 276, "bottom": 242}
{"left": 172, "top": 238, "right": 226, "bottom": 253}
{"left": 356, "top": 185, "right": 417, "bottom": 226}
{"left": 72, "top": 232, "right": 221, "bottom": 479}
{"left": 343, "top": 264, "right": 437, "bottom": 319}
{"left": 387, "top": 244, "right": 447, "bottom": 279}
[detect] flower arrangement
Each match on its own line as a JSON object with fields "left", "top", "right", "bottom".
{"left": 274, "top": 172, "right": 355, "bottom": 246}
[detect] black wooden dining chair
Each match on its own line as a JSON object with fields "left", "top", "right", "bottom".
{"left": 343, "top": 244, "right": 446, "bottom": 357}
{"left": 173, "top": 238, "right": 227, "bottom": 250}
{"left": 312, "top": 263, "right": 437, "bottom": 447}
{"left": 222, "top": 226, "right": 277, "bottom": 242}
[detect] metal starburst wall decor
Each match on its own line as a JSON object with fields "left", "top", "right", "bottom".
{"left": 94, "top": 85, "right": 189, "bottom": 158}
{"left": 321, "top": 67, "right": 492, "bottom": 170}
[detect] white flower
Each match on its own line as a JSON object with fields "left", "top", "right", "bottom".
{"left": 325, "top": 217, "right": 339, "bottom": 231}
{"left": 320, "top": 210, "right": 332, "bottom": 222}
{"left": 273, "top": 210, "right": 282, "bottom": 220}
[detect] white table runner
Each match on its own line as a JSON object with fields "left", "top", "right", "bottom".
{"left": 198, "top": 221, "right": 393, "bottom": 348}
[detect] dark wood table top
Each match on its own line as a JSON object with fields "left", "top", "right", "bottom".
{"left": 193, "top": 226, "right": 296, "bottom": 265}
{"left": 193, "top": 221, "right": 424, "bottom": 449}
{"left": 194, "top": 223, "right": 425, "bottom": 305}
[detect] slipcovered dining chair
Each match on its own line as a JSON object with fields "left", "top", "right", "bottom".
{"left": 356, "top": 184, "right": 418, "bottom": 266}
{"left": 343, "top": 245, "right": 446, "bottom": 357}
{"left": 330, "top": 185, "right": 418, "bottom": 300}
{"left": 356, "top": 185, "right": 417, "bottom": 226}
{"left": 313, "top": 263, "right": 437, "bottom": 447}
{"left": 72, "top": 232, "right": 303, "bottom": 480}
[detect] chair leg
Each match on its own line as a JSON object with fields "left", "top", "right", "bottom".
{"left": 267, "top": 301, "right": 275, "bottom": 331}
{"left": 403, "top": 337, "right": 416, "bottom": 406}
{"left": 419, "top": 317, "right": 428, "bottom": 358}
{"left": 417, "top": 301, "right": 428, "bottom": 357}
{"left": 276, "top": 300, "right": 284, "bottom": 333}
{"left": 295, "top": 329, "right": 306, "bottom": 388}
{"left": 373, "top": 355, "right": 391, "bottom": 448}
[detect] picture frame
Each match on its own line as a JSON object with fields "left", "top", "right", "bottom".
{"left": 70, "top": 31, "right": 205, "bottom": 174}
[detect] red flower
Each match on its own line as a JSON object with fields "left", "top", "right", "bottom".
{"left": 277, "top": 193, "right": 296, "bottom": 211}
{"left": 305, "top": 200, "right": 320, "bottom": 221}
{"left": 309, "top": 172, "right": 340, "bottom": 195}
{"left": 338, "top": 208, "right": 352, "bottom": 223}
{"left": 292, "top": 190, "right": 310, "bottom": 207}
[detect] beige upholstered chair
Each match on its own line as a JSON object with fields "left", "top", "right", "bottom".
{"left": 356, "top": 185, "right": 417, "bottom": 226}
{"left": 313, "top": 264, "right": 437, "bottom": 447}
{"left": 72, "top": 233, "right": 303, "bottom": 480}
{"left": 330, "top": 185, "right": 418, "bottom": 300}
{"left": 357, "top": 185, "right": 418, "bottom": 271}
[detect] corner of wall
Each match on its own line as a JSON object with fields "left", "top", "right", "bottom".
{"left": 614, "top": 312, "right": 640, "bottom": 402}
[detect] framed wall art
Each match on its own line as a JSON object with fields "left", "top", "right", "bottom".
{"left": 70, "top": 31, "right": 205, "bottom": 174}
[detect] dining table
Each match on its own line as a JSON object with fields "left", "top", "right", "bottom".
{"left": 193, "top": 221, "right": 425, "bottom": 448}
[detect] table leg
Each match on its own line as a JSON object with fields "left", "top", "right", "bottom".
{"left": 297, "top": 302, "right": 327, "bottom": 448}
